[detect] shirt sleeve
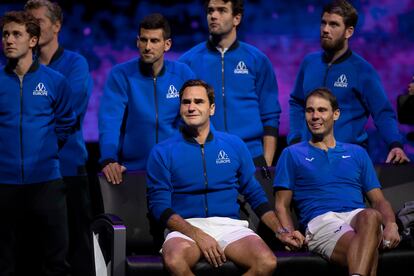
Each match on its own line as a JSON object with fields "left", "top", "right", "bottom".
{"left": 256, "top": 54, "right": 281, "bottom": 136}
{"left": 54, "top": 77, "right": 77, "bottom": 145}
{"left": 359, "top": 67, "right": 403, "bottom": 148}
{"left": 235, "top": 138, "right": 271, "bottom": 217}
{"left": 146, "top": 145, "right": 176, "bottom": 224}
{"left": 358, "top": 147, "right": 382, "bottom": 193}
{"left": 273, "top": 148, "right": 296, "bottom": 191}
{"left": 98, "top": 68, "right": 128, "bottom": 164}
{"left": 64, "top": 56, "right": 92, "bottom": 121}
{"left": 288, "top": 60, "right": 307, "bottom": 145}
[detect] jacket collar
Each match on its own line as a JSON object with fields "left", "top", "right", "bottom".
{"left": 49, "top": 45, "right": 64, "bottom": 65}
{"left": 5, "top": 58, "right": 39, "bottom": 75}
{"left": 181, "top": 126, "right": 214, "bottom": 144}
{"left": 322, "top": 48, "right": 352, "bottom": 64}
{"left": 138, "top": 59, "right": 166, "bottom": 77}
{"left": 206, "top": 38, "right": 240, "bottom": 53}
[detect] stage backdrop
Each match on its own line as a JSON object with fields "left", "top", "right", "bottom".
{"left": 1, "top": 0, "right": 413, "bottom": 162}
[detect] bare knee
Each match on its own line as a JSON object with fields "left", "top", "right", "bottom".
{"left": 163, "top": 240, "right": 198, "bottom": 275}
{"left": 355, "top": 209, "right": 382, "bottom": 238}
{"left": 357, "top": 209, "right": 382, "bottom": 227}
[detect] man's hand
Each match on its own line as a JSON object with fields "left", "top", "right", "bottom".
{"left": 385, "top": 148, "right": 410, "bottom": 164}
{"left": 102, "top": 162, "right": 127, "bottom": 184}
{"left": 276, "top": 229, "right": 306, "bottom": 251}
{"left": 193, "top": 228, "right": 226, "bottom": 267}
{"left": 382, "top": 222, "right": 400, "bottom": 250}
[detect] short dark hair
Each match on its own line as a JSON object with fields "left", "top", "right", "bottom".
{"left": 24, "top": 0, "right": 63, "bottom": 24}
{"left": 139, "top": 13, "right": 171, "bottom": 39}
{"left": 179, "top": 79, "right": 215, "bottom": 105}
{"left": 1, "top": 10, "right": 40, "bottom": 39}
{"left": 323, "top": 0, "right": 358, "bottom": 28}
{"left": 305, "top": 87, "right": 339, "bottom": 111}
{"left": 204, "top": 0, "right": 244, "bottom": 16}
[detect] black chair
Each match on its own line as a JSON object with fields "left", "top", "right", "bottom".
{"left": 92, "top": 165, "right": 414, "bottom": 276}
{"left": 397, "top": 94, "right": 414, "bottom": 125}
{"left": 91, "top": 171, "right": 246, "bottom": 276}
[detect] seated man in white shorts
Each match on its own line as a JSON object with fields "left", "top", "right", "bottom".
{"left": 274, "top": 87, "right": 401, "bottom": 276}
{"left": 146, "top": 80, "right": 304, "bottom": 275}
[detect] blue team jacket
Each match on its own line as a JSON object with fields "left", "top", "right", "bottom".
{"left": 48, "top": 47, "right": 92, "bottom": 176}
{"left": 99, "top": 58, "right": 195, "bottom": 170}
{"left": 179, "top": 40, "right": 281, "bottom": 158}
{"left": 288, "top": 50, "right": 403, "bottom": 149}
{"left": 0, "top": 61, "right": 76, "bottom": 184}
{"left": 146, "top": 127, "right": 271, "bottom": 226}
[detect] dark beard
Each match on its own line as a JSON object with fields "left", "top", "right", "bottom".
{"left": 321, "top": 36, "right": 346, "bottom": 54}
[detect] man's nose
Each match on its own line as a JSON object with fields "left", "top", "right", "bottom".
{"left": 312, "top": 112, "right": 320, "bottom": 119}
{"left": 188, "top": 102, "right": 196, "bottom": 111}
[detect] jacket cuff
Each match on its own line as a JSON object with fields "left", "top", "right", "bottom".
{"left": 389, "top": 141, "right": 403, "bottom": 151}
{"left": 263, "top": 126, "right": 278, "bottom": 137}
{"left": 101, "top": 158, "right": 117, "bottom": 168}
{"left": 254, "top": 202, "right": 272, "bottom": 218}
{"left": 160, "top": 208, "right": 176, "bottom": 227}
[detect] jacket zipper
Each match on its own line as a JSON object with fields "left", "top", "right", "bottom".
{"left": 323, "top": 63, "right": 332, "bottom": 86}
{"left": 19, "top": 77, "right": 24, "bottom": 182}
{"left": 200, "top": 144, "right": 209, "bottom": 216}
{"left": 153, "top": 77, "right": 159, "bottom": 143}
{"left": 221, "top": 52, "right": 228, "bottom": 131}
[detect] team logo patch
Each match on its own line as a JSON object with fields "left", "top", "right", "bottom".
{"left": 334, "top": 74, "right": 348, "bottom": 88}
{"left": 216, "top": 150, "right": 231, "bottom": 164}
{"left": 234, "top": 61, "right": 249, "bottom": 74}
{"left": 33, "top": 82, "right": 48, "bottom": 96}
{"left": 166, "top": 85, "right": 179, "bottom": 99}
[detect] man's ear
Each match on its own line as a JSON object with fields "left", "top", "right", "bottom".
{"left": 29, "top": 36, "right": 38, "bottom": 49}
{"left": 210, "top": 103, "right": 215, "bottom": 116}
{"left": 53, "top": 20, "right": 61, "bottom": 34}
{"left": 164, "top": 38, "right": 172, "bottom": 52}
{"left": 233, "top": 13, "right": 241, "bottom": 28}
{"left": 345, "top": 26, "right": 354, "bottom": 39}
{"left": 333, "top": 109, "right": 340, "bottom": 121}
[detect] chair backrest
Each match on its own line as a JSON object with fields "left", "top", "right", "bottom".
{"left": 375, "top": 163, "right": 414, "bottom": 212}
{"left": 397, "top": 94, "right": 414, "bottom": 125}
{"left": 98, "top": 168, "right": 279, "bottom": 253}
{"left": 98, "top": 171, "right": 163, "bottom": 254}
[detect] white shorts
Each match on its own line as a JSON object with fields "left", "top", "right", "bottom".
{"left": 163, "top": 217, "right": 258, "bottom": 251}
{"left": 305, "top": 208, "right": 364, "bottom": 259}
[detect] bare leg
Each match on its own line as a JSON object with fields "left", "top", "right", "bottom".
{"left": 224, "top": 235, "right": 277, "bottom": 276}
{"left": 330, "top": 209, "right": 382, "bottom": 275}
{"left": 162, "top": 237, "right": 202, "bottom": 276}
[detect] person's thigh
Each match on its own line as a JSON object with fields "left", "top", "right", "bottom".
{"left": 224, "top": 235, "right": 275, "bottom": 269}
{"left": 0, "top": 185, "right": 21, "bottom": 276}
{"left": 31, "top": 180, "right": 69, "bottom": 276}
{"left": 65, "top": 175, "right": 94, "bottom": 276}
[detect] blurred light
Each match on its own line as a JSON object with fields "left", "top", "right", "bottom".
{"left": 83, "top": 27, "right": 91, "bottom": 36}
{"left": 191, "top": 20, "right": 199, "bottom": 29}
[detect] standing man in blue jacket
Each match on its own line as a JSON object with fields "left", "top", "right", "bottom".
{"left": 147, "top": 80, "right": 304, "bottom": 275}
{"left": 288, "top": 0, "right": 409, "bottom": 164}
{"left": 179, "top": 0, "right": 281, "bottom": 168}
{"left": 0, "top": 10, "right": 76, "bottom": 276}
{"left": 99, "top": 13, "right": 194, "bottom": 184}
{"left": 24, "top": 1, "right": 94, "bottom": 275}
